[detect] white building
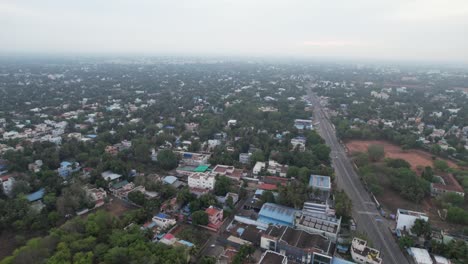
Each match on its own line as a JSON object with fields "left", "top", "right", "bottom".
{"left": 396, "top": 209, "right": 429, "bottom": 231}
{"left": 152, "top": 213, "right": 177, "bottom": 229}
{"left": 350, "top": 237, "right": 382, "bottom": 264}
{"left": 188, "top": 172, "right": 215, "bottom": 190}
{"left": 253, "top": 161, "right": 266, "bottom": 176}
{"left": 101, "top": 171, "right": 123, "bottom": 182}
{"left": 0, "top": 175, "right": 15, "bottom": 196}
{"left": 408, "top": 247, "right": 433, "bottom": 264}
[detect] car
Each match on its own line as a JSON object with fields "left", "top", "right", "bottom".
{"left": 210, "top": 244, "right": 215, "bottom": 248}
{"left": 350, "top": 219, "right": 356, "bottom": 231}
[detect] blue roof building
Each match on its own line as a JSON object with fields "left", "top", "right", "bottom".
{"left": 258, "top": 203, "right": 299, "bottom": 227}
{"left": 163, "top": 176, "right": 177, "bottom": 185}
{"left": 27, "top": 188, "right": 45, "bottom": 202}
{"left": 309, "top": 175, "right": 331, "bottom": 192}
{"left": 58, "top": 161, "right": 81, "bottom": 178}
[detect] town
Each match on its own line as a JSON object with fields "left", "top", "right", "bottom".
{"left": 0, "top": 58, "right": 467, "bottom": 264}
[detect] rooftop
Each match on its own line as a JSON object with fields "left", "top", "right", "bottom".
{"left": 408, "top": 247, "right": 432, "bottom": 264}
{"left": 259, "top": 250, "right": 287, "bottom": 264}
{"left": 163, "top": 175, "right": 177, "bottom": 184}
{"left": 26, "top": 188, "right": 45, "bottom": 202}
{"left": 351, "top": 238, "right": 382, "bottom": 264}
{"left": 397, "top": 208, "right": 428, "bottom": 217}
{"left": 258, "top": 203, "right": 298, "bottom": 226}
{"left": 309, "top": 175, "right": 331, "bottom": 190}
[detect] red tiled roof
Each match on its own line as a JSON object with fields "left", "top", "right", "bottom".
{"left": 259, "top": 183, "right": 278, "bottom": 191}
{"left": 164, "top": 233, "right": 175, "bottom": 240}
{"left": 205, "top": 207, "right": 220, "bottom": 216}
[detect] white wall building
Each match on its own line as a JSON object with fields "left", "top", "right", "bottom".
{"left": 396, "top": 209, "right": 429, "bottom": 231}
{"left": 253, "top": 161, "right": 266, "bottom": 176}
{"left": 350, "top": 237, "right": 382, "bottom": 264}
{"left": 188, "top": 172, "right": 215, "bottom": 190}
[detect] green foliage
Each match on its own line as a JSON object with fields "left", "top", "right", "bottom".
{"left": 199, "top": 256, "right": 217, "bottom": 264}
{"left": 334, "top": 190, "right": 352, "bottom": 218}
{"left": 410, "top": 219, "right": 431, "bottom": 237}
{"left": 232, "top": 244, "right": 255, "bottom": 264}
{"left": 157, "top": 149, "right": 179, "bottom": 171}
{"left": 434, "top": 159, "right": 449, "bottom": 172}
{"left": 447, "top": 207, "right": 468, "bottom": 225}
{"left": 176, "top": 226, "right": 210, "bottom": 247}
{"left": 259, "top": 190, "right": 276, "bottom": 205}
{"left": 386, "top": 158, "right": 411, "bottom": 169}
{"left": 440, "top": 192, "right": 465, "bottom": 207}
{"left": 214, "top": 176, "right": 232, "bottom": 196}
{"left": 398, "top": 236, "right": 414, "bottom": 249}
{"left": 421, "top": 166, "right": 435, "bottom": 182}
{"left": 367, "top": 144, "right": 385, "bottom": 162}
{"left": 128, "top": 191, "right": 146, "bottom": 206}
{"left": 277, "top": 181, "right": 310, "bottom": 209}
{"left": 191, "top": 211, "right": 209, "bottom": 226}
{"left": 354, "top": 152, "right": 369, "bottom": 167}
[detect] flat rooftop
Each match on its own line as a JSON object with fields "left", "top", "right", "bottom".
{"left": 259, "top": 251, "right": 287, "bottom": 264}
{"left": 397, "top": 208, "right": 427, "bottom": 217}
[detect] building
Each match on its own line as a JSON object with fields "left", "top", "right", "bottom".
{"left": 296, "top": 211, "right": 341, "bottom": 242}
{"left": 152, "top": 213, "right": 176, "bottom": 229}
{"left": 110, "top": 180, "right": 135, "bottom": 199}
{"left": 431, "top": 174, "right": 465, "bottom": 197}
{"left": 267, "top": 160, "right": 288, "bottom": 177}
{"left": 261, "top": 225, "right": 333, "bottom": 264}
{"left": 309, "top": 175, "right": 331, "bottom": 193}
{"left": 211, "top": 165, "right": 244, "bottom": 181}
{"left": 294, "top": 119, "right": 313, "bottom": 130}
{"left": 253, "top": 162, "right": 266, "bottom": 176}
{"left": 188, "top": 172, "right": 215, "bottom": 190}
{"left": 58, "top": 161, "right": 81, "bottom": 178}
{"left": 84, "top": 186, "right": 107, "bottom": 207}
{"left": 239, "top": 153, "right": 252, "bottom": 164}
{"left": 408, "top": 247, "right": 433, "bottom": 264}
{"left": 0, "top": 174, "right": 15, "bottom": 196}
{"left": 26, "top": 188, "right": 45, "bottom": 202}
{"left": 258, "top": 203, "right": 299, "bottom": 227}
{"left": 396, "top": 209, "right": 429, "bottom": 231}
{"left": 205, "top": 206, "right": 223, "bottom": 229}
{"left": 291, "top": 137, "right": 306, "bottom": 152}
{"left": 350, "top": 238, "right": 382, "bottom": 264}
{"left": 101, "top": 171, "right": 123, "bottom": 182}
{"left": 105, "top": 145, "right": 119, "bottom": 155}
{"left": 175, "top": 151, "right": 210, "bottom": 166}
{"left": 258, "top": 250, "right": 288, "bottom": 264}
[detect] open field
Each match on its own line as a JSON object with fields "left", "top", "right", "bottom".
{"left": 102, "top": 197, "right": 138, "bottom": 217}
{"left": 345, "top": 140, "right": 458, "bottom": 172}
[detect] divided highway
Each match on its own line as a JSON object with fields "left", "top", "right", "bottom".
{"left": 307, "top": 89, "right": 408, "bottom": 264}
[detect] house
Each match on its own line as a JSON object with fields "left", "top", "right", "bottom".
{"left": 152, "top": 213, "right": 177, "bottom": 229}
{"left": 239, "top": 153, "right": 251, "bottom": 164}
{"left": 205, "top": 206, "right": 223, "bottom": 230}
{"left": 160, "top": 233, "right": 177, "bottom": 246}
{"left": 294, "top": 119, "right": 313, "bottom": 130}
{"left": 58, "top": 161, "right": 81, "bottom": 178}
{"left": 101, "top": 171, "right": 123, "bottom": 182}
{"left": 267, "top": 160, "right": 288, "bottom": 177}
{"left": 296, "top": 210, "right": 341, "bottom": 242}
{"left": 290, "top": 137, "right": 306, "bottom": 152}
{"left": 0, "top": 174, "right": 15, "bottom": 196}
{"left": 28, "top": 160, "right": 43, "bottom": 173}
{"left": 259, "top": 250, "right": 288, "bottom": 264}
{"left": 163, "top": 175, "right": 183, "bottom": 189}
{"left": 84, "top": 186, "right": 107, "bottom": 208}
{"left": 175, "top": 151, "right": 210, "bottom": 166}
{"left": 26, "top": 188, "right": 45, "bottom": 202}
{"left": 258, "top": 203, "right": 299, "bottom": 227}
{"left": 431, "top": 174, "right": 465, "bottom": 197}
{"left": 253, "top": 162, "right": 266, "bottom": 176}
{"left": 350, "top": 237, "right": 382, "bottom": 264}
{"left": 227, "top": 120, "right": 237, "bottom": 127}
{"left": 396, "top": 209, "right": 429, "bottom": 232}
{"left": 260, "top": 225, "right": 333, "bottom": 264}
{"left": 408, "top": 247, "right": 433, "bottom": 264}
{"left": 110, "top": 180, "right": 135, "bottom": 199}
{"left": 211, "top": 165, "right": 244, "bottom": 181}
{"left": 188, "top": 172, "right": 215, "bottom": 190}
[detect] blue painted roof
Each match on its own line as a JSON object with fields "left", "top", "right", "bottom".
{"left": 332, "top": 257, "right": 355, "bottom": 264}
{"left": 255, "top": 189, "right": 264, "bottom": 196}
{"left": 27, "top": 188, "right": 45, "bottom": 202}
{"left": 163, "top": 176, "right": 177, "bottom": 184}
{"left": 60, "top": 161, "right": 72, "bottom": 167}
{"left": 156, "top": 213, "right": 169, "bottom": 219}
{"left": 258, "top": 203, "right": 298, "bottom": 226}
{"left": 178, "top": 240, "right": 194, "bottom": 247}
{"left": 86, "top": 134, "right": 97, "bottom": 138}
{"left": 309, "top": 175, "right": 331, "bottom": 189}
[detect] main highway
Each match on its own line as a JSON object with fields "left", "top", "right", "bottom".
{"left": 307, "top": 89, "right": 408, "bottom": 264}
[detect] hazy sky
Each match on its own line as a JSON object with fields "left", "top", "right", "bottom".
{"left": 1, "top": 0, "right": 468, "bottom": 62}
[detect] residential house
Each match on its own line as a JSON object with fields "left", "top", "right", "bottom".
{"left": 431, "top": 174, "right": 465, "bottom": 197}
{"left": 267, "top": 160, "right": 288, "bottom": 177}
{"left": 176, "top": 151, "right": 210, "bottom": 166}
{"left": 205, "top": 206, "right": 223, "bottom": 230}
{"left": 239, "top": 153, "right": 252, "bottom": 164}
{"left": 152, "top": 213, "right": 177, "bottom": 229}
{"left": 350, "top": 238, "right": 382, "bottom": 264}
{"left": 258, "top": 250, "right": 288, "bottom": 264}
{"left": 211, "top": 165, "right": 244, "bottom": 181}
{"left": 396, "top": 209, "right": 429, "bottom": 232}
{"left": 290, "top": 137, "right": 306, "bottom": 152}
{"left": 84, "top": 186, "right": 107, "bottom": 208}
{"left": 0, "top": 174, "right": 15, "bottom": 196}
{"left": 253, "top": 162, "right": 266, "bottom": 176}
{"left": 294, "top": 119, "right": 313, "bottom": 130}
{"left": 407, "top": 247, "right": 433, "bottom": 264}
{"left": 101, "top": 171, "right": 123, "bottom": 182}
{"left": 58, "top": 161, "right": 81, "bottom": 178}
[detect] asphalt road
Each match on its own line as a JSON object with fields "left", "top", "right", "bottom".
{"left": 307, "top": 89, "right": 408, "bottom": 264}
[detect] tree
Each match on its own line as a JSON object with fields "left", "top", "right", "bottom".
{"left": 334, "top": 190, "right": 352, "bottom": 218}
{"left": 398, "top": 236, "right": 414, "bottom": 249}
{"left": 367, "top": 144, "right": 385, "bottom": 162}
{"left": 447, "top": 207, "right": 468, "bottom": 225}
{"left": 259, "top": 191, "right": 275, "bottom": 204}
{"left": 421, "top": 166, "right": 434, "bottom": 182}
{"left": 250, "top": 150, "right": 265, "bottom": 165}
{"left": 386, "top": 158, "right": 411, "bottom": 169}
{"left": 199, "top": 256, "right": 216, "bottom": 264}
{"left": 157, "top": 149, "right": 179, "bottom": 171}
{"left": 311, "top": 144, "right": 331, "bottom": 164}
{"left": 128, "top": 191, "right": 146, "bottom": 206}
{"left": 434, "top": 159, "right": 449, "bottom": 172}
{"left": 191, "top": 211, "right": 209, "bottom": 226}
{"left": 440, "top": 193, "right": 464, "bottom": 207}
{"left": 214, "top": 176, "right": 232, "bottom": 196}
{"left": 411, "top": 219, "right": 431, "bottom": 238}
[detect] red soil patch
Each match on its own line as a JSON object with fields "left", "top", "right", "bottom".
{"left": 345, "top": 140, "right": 457, "bottom": 171}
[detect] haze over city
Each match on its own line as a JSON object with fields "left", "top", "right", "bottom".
{"left": 1, "top": 0, "right": 468, "bottom": 63}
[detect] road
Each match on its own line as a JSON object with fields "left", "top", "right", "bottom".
{"left": 307, "top": 89, "right": 408, "bottom": 264}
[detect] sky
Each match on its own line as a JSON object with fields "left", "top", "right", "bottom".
{"left": 1, "top": 0, "right": 468, "bottom": 63}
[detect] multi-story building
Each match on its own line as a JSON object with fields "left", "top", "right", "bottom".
{"left": 239, "top": 153, "right": 251, "bottom": 164}
{"left": 267, "top": 160, "right": 288, "bottom": 177}
{"left": 0, "top": 174, "right": 15, "bottom": 196}
{"left": 295, "top": 211, "right": 341, "bottom": 242}
{"left": 253, "top": 162, "right": 266, "bottom": 176}
{"left": 396, "top": 208, "right": 429, "bottom": 232}
{"left": 205, "top": 206, "right": 223, "bottom": 230}
{"left": 188, "top": 172, "right": 215, "bottom": 190}
{"left": 261, "top": 225, "right": 333, "bottom": 264}
{"left": 350, "top": 238, "right": 382, "bottom": 264}
{"left": 211, "top": 165, "right": 244, "bottom": 181}
{"left": 152, "top": 213, "right": 176, "bottom": 229}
